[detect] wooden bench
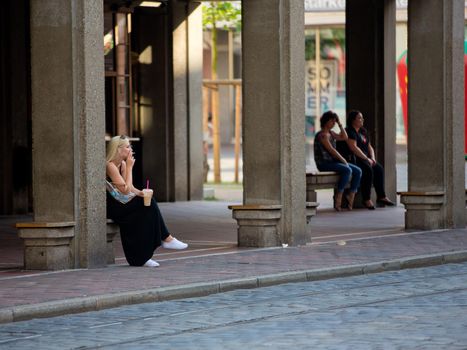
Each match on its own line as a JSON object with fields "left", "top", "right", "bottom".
{"left": 306, "top": 171, "right": 341, "bottom": 202}
{"left": 16, "top": 220, "right": 120, "bottom": 270}
{"left": 16, "top": 221, "right": 75, "bottom": 270}
{"left": 398, "top": 191, "right": 446, "bottom": 229}
{"left": 398, "top": 190, "right": 445, "bottom": 211}
{"left": 397, "top": 191, "right": 445, "bottom": 203}
{"left": 228, "top": 202, "right": 319, "bottom": 247}
{"left": 307, "top": 170, "right": 378, "bottom": 209}
{"left": 228, "top": 203, "right": 319, "bottom": 223}
{"left": 228, "top": 204, "right": 282, "bottom": 247}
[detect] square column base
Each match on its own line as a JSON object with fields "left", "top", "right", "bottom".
{"left": 229, "top": 205, "right": 282, "bottom": 247}
{"left": 16, "top": 222, "right": 75, "bottom": 270}
{"left": 400, "top": 191, "right": 445, "bottom": 230}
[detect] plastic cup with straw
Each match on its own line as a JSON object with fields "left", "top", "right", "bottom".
{"left": 143, "top": 179, "right": 153, "bottom": 206}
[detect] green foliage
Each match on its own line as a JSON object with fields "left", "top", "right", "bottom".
{"left": 305, "top": 35, "right": 315, "bottom": 61}
{"left": 202, "top": 1, "right": 241, "bottom": 32}
{"left": 202, "top": 2, "right": 241, "bottom": 76}
{"left": 305, "top": 28, "right": 345, "bottom": 61}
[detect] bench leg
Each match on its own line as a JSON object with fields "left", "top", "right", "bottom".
{"left": 306, "top": 189, "right": 317, "bottom": 202}
{"left": 106, "top": 223, "right": 120, "bottom": 264}
{"left": 18, "top": 227, "right": 74, "bottom": 270}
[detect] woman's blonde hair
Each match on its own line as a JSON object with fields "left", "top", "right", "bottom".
{"left": 106, "top": 135, "right": 129, "bottom": 162}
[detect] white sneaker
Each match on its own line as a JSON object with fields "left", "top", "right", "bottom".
{"left": 162, "top": 237, "right": 188, "bottom": 250}
{"left": 143, "top": 259, "right": 160, "bottom": 267}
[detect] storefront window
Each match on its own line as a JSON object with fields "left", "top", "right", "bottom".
{"left": 305, "top": 27, "right": 346, "bottom": 142}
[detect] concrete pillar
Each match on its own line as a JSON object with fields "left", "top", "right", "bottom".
{"left": 172, "top": 1, "right": 189, "bottom": 201}
{"left": 29, "top": 0, "right": 106, "bottom": 269}
{"left": 239, "top": 0, "right": 306, "bottom": 246}
{"left": 187, "top": 2, "right": 204, "bottom": 200}
{"left": 346, "top": 0, "right": 397, "bottom": 204}
{"left": 401, "top": 0, "right": 465, "bottom": 229}
{"left": 172, "top": 0, "right": 204, "bottom": 201}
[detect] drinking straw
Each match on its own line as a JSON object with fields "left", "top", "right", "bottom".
{"left": 146, "top": 179, "right": 149, "bottom": 189}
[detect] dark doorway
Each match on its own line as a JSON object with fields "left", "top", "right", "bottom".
{"left": 0, "top": 0, "right": 32, "bottom": 215}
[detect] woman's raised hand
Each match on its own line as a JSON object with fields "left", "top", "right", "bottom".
{"left": 127, "top": 151, "right": 136, "bottom": 168}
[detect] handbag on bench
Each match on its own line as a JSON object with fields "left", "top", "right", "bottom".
{"left": 106, "top": 180, "right": 136, "bottom": 204}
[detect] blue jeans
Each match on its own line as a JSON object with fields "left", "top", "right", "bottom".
{"left": 317, "top": 162, "right": 362, "bottom": 193}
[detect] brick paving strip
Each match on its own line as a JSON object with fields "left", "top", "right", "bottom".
{"left": 1, "top": 228, "right": 467, "bottom": 324}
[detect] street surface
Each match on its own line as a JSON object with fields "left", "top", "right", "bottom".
{"left": 1, "top": 262, "right": 467, "bottom": 349}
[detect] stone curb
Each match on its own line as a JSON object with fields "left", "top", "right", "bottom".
{"left": 1, "top": 249, "right": 467, "bottom": 324}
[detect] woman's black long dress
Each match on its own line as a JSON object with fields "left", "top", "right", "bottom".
{"left": 106, "top": 192, "right": 170, "bottom": 266}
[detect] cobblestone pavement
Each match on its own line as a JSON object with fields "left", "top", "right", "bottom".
{"left": 1, "top": 262, "right": 467, "bottom": 349}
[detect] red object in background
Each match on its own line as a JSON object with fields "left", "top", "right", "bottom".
{"left": 397, "top": 51, "right": 408, "bottom": 138}
{"left": 397, "top": 50, "right": 467, "bottom": 155}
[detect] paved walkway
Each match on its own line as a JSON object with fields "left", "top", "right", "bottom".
{"left": 1, "top": 197, "right": 467, "bottom": 323}
{"left": 3, "top": 262, "right": 467, "bottom": 349}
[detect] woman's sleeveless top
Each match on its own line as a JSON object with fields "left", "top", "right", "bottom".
{"left": 314, "top": 131, "right": 335, "bottom": 166}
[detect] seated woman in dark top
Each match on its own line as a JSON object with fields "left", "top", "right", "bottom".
{"left": 345, "top": 110, "right": 395, "bottom": 210}
{"left": 314, "top": 111, "right": 362, "bottom": 211}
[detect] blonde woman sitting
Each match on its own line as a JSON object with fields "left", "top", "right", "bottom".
{"left": 106, "top": 135, "right": 187, "bottom": 267}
